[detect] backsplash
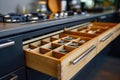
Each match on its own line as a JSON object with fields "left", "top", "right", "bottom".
{"left": 0, "top": 0, "right": 40, "bottom": 14}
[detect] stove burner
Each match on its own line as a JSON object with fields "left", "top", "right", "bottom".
{"left": 4, "top": 13, "right": 26, "bottom": 23}
{"left": 2, "top": 12, "right": 47, "bottom": 23}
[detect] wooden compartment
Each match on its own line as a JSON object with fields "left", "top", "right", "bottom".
{"left": 23, "top": 45, "right": 38, "bottom": 51}
{"left": 62, "top": 31, "right": 97, "bottom": 38}
{"left": 93, "top": 22, "right": 117, "bottom": 28}
{"left": 53, "top": 46, "right": 75, "bottom": 54}
{"left": 53, "top": 39, "right": 70, "bottom": 45}
{"left": 42, "top": 37, "right": 58, "bottom": 42}
{"left": 30, "top": 40, "right": 49, "bottom": 47}
{"left": 62, "top": 35, "right": 80, "bottom": 41}
{"left": 31, "top": 47, "right": 51, "bottom": 54}
{"left": 52, "top": 33, "right": 67, "bottom": 39}
{"left": 66, "top": 41, "right": 82, "bottom": 48}
{"left": 41, "top": 43, "right": 61, "bottom": 50}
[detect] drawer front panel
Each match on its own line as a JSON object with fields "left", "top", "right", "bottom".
{"left": 60, "top": 39, "right": 97, "bottom": 80}
{"left": 0, "top": 36, "right": 24, "bottom": 77}
{"left": 97, "top": 30, "right": 113, "bottom": 53}
{"left": 112, "top": 24, "right": 120, "bottom": 40}
{"left": 0, "top": 67, "right": 26, "bottom": 80}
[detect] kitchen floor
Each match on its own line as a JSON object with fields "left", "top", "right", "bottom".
{"left": 85, "top": 56, "right": 120, "bottom": 80}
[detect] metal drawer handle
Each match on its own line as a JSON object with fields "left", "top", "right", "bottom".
{"left": 100, "top": 16, "right": 107, "bottom": 19}
{"left": 10, "top": 74, "right": 18, "bottom": 80}
{"left": 71, "top": 45, "right": 96, "bottom": 65}
{"left": 100, "top": 33, "right": 113, "bottom": 42}
{"left": 0, "top": 40, "right": 15, "bottom": 49}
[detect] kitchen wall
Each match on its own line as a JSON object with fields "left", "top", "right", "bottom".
{"left": 0, "top": 0, "right": 39, "bottom": 14}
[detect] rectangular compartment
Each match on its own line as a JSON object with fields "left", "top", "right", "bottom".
{"left": 62, "top": 35, "right": 80, "bottom": 41}
{"left": 42, "top": 37, "right": 58, "bottom": 42}
{"left": 51, "top": 33, "right": 67, "bottom": 39}
{"left": 53, "top": 39, "right": 70, "bottom": 45}
{"left": 62, "top": 31, "right": 97, "bottom": 38}
{"left": 53, "top": 46, "right": 75, "bottom": 54}
{"left": 23, "top": 45, "right": 38, "bottom": 51}
{"left": 31, "top": 47, "right": 51, "bottom": 54}
{"left": 41, "top": 43, "right": 61, "bottom": 50}
{"left": 30, "top": 40, "right": 49, "bottom": 47}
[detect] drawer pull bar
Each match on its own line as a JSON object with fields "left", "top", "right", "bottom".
{"left": 100, "top": 33, "right": 113, "bottom": 42}
{"left": 100, "top": 16, "right": 107, "bottom": 19}
{"left": 71, "top": 45, "right": 96, "bottom": 65}
{"left": 115, "top": 27, "right": 120, "bottom": 32}
{"left": 10, "top": 74, "right": 18, "bottom": 80}
{"left": 0, "top": 40, "right": 15, "bottom": 49}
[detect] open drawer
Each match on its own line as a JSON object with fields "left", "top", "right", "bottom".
{"left": 23, "top": 32, "right": 97, "bottom": 80}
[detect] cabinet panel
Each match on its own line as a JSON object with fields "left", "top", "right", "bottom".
{"left": 0, "top": 36, "right": 24, "bottom": 77}
{"left": 0, "top": 67, "right": 26, "bottom": 80}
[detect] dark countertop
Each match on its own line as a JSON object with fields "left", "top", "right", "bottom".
{"left": 0, "top": 10, "right": 115, "bottom": 38}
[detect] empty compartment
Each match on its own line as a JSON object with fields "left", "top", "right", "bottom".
{"left": 23, "top": 45, "right": 38, "bottom": 51}
{"left": 52, "top": 33, "right": 67, "bottom": 39}
{"left": 42, "top": 37, "right": 58, "bottom": 42}
{"left": 30, "top": 40, "right": 49, "bottom": 47}
{"left": 31, "top": 47, "right": 51, "bottom": 54}
{"left": 41, "top": 43, "right": 61, "bottom": 50}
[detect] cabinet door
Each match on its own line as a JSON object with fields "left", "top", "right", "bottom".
{"left": 0, "top": 36, "right": 24, "bottom": 77}
{"left": 0, "top": 67, "right": 26, "bottom": 80}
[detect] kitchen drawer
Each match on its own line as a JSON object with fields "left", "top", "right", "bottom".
{"left": 0, "top": 36, "right": 24, "bottom": 77}
{"left": 112, "top": 24, "right": 120, "bottom": 40}
{"left": 23, "top": 32, "right": 97, "bottom": 80}
{"left": 0, "top": 67, "right": 26, "bottom": 80}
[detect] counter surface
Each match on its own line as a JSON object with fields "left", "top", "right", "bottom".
{"left": 0, "top": 11, "right": 115, "bottom": 38}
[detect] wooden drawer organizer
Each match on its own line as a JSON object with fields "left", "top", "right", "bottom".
{"left": 23, "top": 22, "right": 119, "bottom": 80}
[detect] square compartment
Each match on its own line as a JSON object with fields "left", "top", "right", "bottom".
{"left": 23, "top": 45, "right": 37, "bottom": 51}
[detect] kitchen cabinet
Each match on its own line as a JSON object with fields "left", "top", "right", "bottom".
{"left": 0, "top": 35, "right": 26, "bottom": 80}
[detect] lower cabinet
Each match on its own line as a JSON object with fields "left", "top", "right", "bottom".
{"left": 0, "top": 67, "right": 26, "bottom": 80}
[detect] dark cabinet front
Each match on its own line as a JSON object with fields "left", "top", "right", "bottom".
{"left": 0, "top": 67, "right": 26, "bottom": 80}
{"left": 0, "top": 35, "right": 25, "bottom": 77}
